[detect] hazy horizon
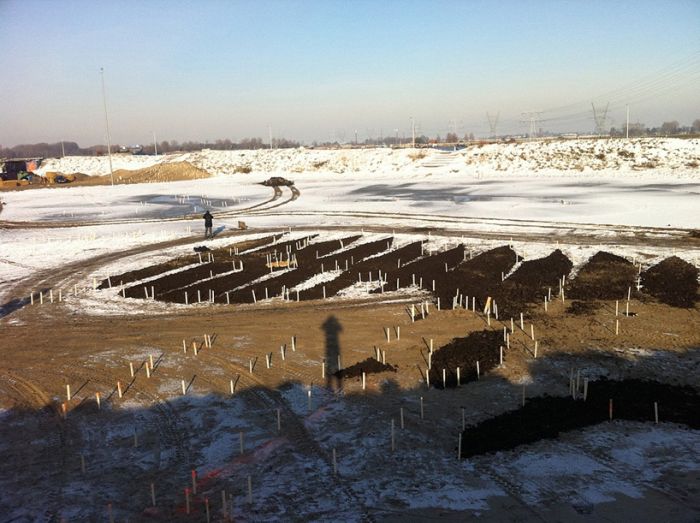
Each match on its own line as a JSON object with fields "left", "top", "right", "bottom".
{"left": 1, "top": 0, "right": 699, "bottom": 148}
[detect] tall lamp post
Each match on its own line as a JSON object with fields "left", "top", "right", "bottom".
{"left": 100, "top": 67, "right": 115, "bottom": 186}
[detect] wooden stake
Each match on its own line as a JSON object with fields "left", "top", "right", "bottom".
{"left": 240, "top": 431, "right": 244, "bottom": 454}
{"left": 276, "top": 408, "right": 281, "bottom": 433}
{"left": 654, "top": 401, "right": 659, "bottom": 424}
{"left": 583, "top": 378, "right": 588, "bottom": 401}
{"left": 420, "top": 396, "right": 424, "bottom": 419}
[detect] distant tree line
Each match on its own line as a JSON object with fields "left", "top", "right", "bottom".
{"left": 0, "top": 137, "right": 301, "bottom": 159}
{"left": 609, "top": 119, "right": 700, "bottom": 138}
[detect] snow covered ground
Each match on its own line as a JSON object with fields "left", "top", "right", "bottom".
{"left": 2, "top": 139, "right": 699, "bottom": 305}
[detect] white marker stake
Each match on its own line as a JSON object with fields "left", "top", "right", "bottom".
{"left": 426, "top": 369, "right": 430, "bottom": 388}
{"left": 280, "top": 345, "right": 285, "bottom": 361}
{"left": 117, "top": 381, "right": 123, "bottom": 398}
{"left": 420, "top": 396, "right": 424, "bottom": 419}
{"left": 291, "top": 336, "right": 296, "bottom": 352}
{"left": 146, "top": 364, "right": 151, "bottom": 378}
{"left": 615, "top": 300, "right": 619, "bottom": 316}
{"left": 456, "top": 367, "right": 461, "bottom": 386}
{"left": 530, "top": 324, "right": 534, "bottom": 340}
{"left": 499, "top": 346, "right": 503, "bottom": 366}
{"left": 615, "top": 319, "right": 619, "bottom": 335}
{"left": 50, "top": 289, "right": 54, "bottom": 303}
{"left": 321, "top": 361, "right": 325, "bottom": 379}
{"left": 276, "top": 408, "right": 281, "bottom": 433}
{"left": 66, "top": 384, "right": 71, "bottom": 401}
{"left": 181, "top": 379, "right": 186, "bottom": 395}
{"left": 442, "top": 368, "right": 446, "bottom": 388}
{"left": 30, "top": 292, "right": 34, "bottom": 305}
{"left": 149, "top": 354, "right": 154, "bottom": 370}
{"left": 534, "top": 341, "right": 538, "bottom": 358}
{"left": 362, "top": 372, "right": 366, "bottom": 390}
{"left": 266, "top": 354, "right": 271, "bottom": 369}
{"left": 382, "top": 350, "right": 386, "bottom": 365}
{"left": 520, "top": 313, "right": 524, "bottom": 330}
{"left": 95, "top": 392, "right": 101, "bottom": 410}
{"left": 476, "top": 361, "right": 480, "bottom": 380}
{"left": 396, "top": 326, "right": 400, "bottom": 340}
{"left": 182, "top": 339, "right": 187, "bottom": 353}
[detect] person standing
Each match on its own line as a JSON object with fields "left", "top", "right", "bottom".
{"left": 203, "top": 210, "right": 213, "bottom": 239}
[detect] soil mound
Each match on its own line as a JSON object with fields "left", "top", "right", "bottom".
{"left": 460, "top": 379, "right": 700, "bottom": 458}
{"left": 111, "top": 161, "right": 210, "bottom": 183}
{"left": 641, "top": 256, "right": 698, "bottom": 308}
{"left": 497, "top": 249, "right": 572, "bottom": 316}
{"left": 567, "top": 251, "right": 637, "bottom": 300}
{"left": 429, "top": 330, "right": 502, "bottom": 389}
{"left": 335, "top": 357, "right": 396, "bottom": 379}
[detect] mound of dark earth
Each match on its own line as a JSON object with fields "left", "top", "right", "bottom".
{"left": 567, "top": 251, "right": 637, "bottom": 300}
{"left": 641, "top": 256, "right": 698, "bottom": 308}
{"left": 460, "top": 379, "right": 700, "bottom": 458}
{"left": 429, "top": 330, "right": 502, "bottom": 389}
{"left": 336, "top": 357, "right": 396, "bottom": 379}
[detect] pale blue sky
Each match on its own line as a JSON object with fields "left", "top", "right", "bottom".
{"left": 1, "top": 0, "right": 698, "bottom": 146}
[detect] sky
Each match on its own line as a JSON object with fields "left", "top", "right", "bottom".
{"left": 0, "top": 0, "right": 699, "bottom": 146}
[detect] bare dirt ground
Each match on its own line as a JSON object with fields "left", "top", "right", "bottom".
{"left": 1, "top": 227, "right": 699, "bottom": 522}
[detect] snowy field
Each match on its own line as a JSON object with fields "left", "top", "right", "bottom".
{"left": 1, "top": 139, "right": 699, "bottom": 520}
{"left": 2, "top": 139, "right": 699, "bottom": 303}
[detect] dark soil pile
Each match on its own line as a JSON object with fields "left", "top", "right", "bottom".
{"left": 566, "top": 251, "right": 637, "bottom": 300}
{"left": 428, "top": 330, "right": 502, "bottom": 389}
{"left": 100, "top": 234, "right": 282, "bottom": 289}
{"left": 380, "top": 245, "right": 466, "bottom": 295}
{"left": 497, "top": 249, "right": 573, "bottom": 315}
{"left": 641, "top": 256, "right": 698, "bottom": 308}
{"left": 128, "top": 236, "right": 307, "bottom": 303}
{"left": 335, "top": 357, "right": 396, "bottom": 379}
{"left": 301, "top": 240, "right": 423, "bottom": 300}
{"left": 226, "top": 236, "right": 362, "bottom": 303}
{"left": 460, "top": 379, "right": 699, "bottom": 458}
{"left": 432, "top": 246, "right": 516, "bottom": 313}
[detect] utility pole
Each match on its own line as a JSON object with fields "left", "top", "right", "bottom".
{"left": 153, "top": 131, "right": 158, "bottom": 156}
{"left": 486, "top": 111, "right": 500, "bottom": 138}
{"left": 100, "top": 67, "right": 115, "bottom": 186}
{"left": 591, "top": 102, "right": 610, "bottom": 136}
{"left": 61, "top": 141, "right": 65, "bottom": 157}
{"left": 626, "top": 105, "right": 630, "bottom": 139}
{"left": 520, "top": 111, "right": 542, "bottom": 140}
